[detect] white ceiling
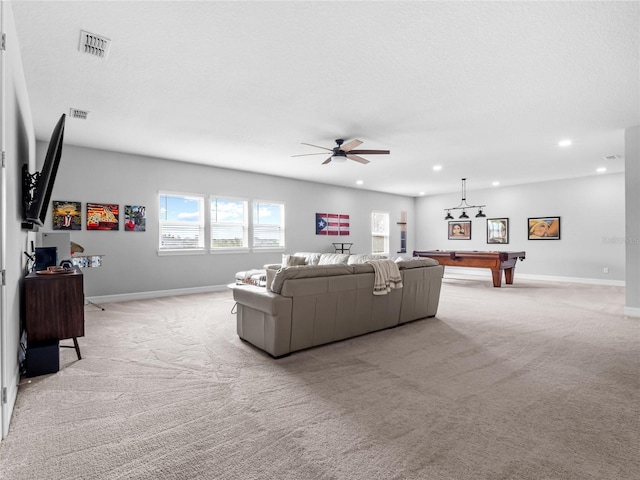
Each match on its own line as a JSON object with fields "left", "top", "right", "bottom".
{"left": 10, "top": 1, "right": 639, "bottom": 197}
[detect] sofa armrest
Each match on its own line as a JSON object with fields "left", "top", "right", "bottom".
{"left": 399, "top": 265, "right": 444, "bottom": 323}
{"left": 232, "top": 286, "right": 293, "bottom": 358}
{"left": 233, "top": 286, "right": 287, "bottom": 314}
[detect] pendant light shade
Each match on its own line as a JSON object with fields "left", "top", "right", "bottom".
{"left": 444, "top": 178, "right": 487, "bottom": 220}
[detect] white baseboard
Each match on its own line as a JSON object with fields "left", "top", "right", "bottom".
{"left": 623, "top": 306, "right": 640, "bottom": 318}
{"left": 517, "top": 273, "right": 625, "bottom": 287}
{"left": 86, "top": 284, "right": 229, "bottom": 305}
{"left": 86, "top": 275, "right": 636, "bottom": 316}
{"left": 2, "top": 364, "right": 20, "bottom": 440}
{"left": 442, "top": 267, "right": 626, "bottom": 287}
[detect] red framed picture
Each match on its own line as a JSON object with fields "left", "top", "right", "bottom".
{"left": 87, "top": 203, "right": 119, "bottom": 230}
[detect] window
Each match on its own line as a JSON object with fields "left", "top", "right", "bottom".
{"left": 210, "top": 197, "right": 248, "bottom": 250}
{"left": 252, "top": 201, "right": 285, "bottom": 249}
{"left": 371, "top": 211, "right": 390, "bottom": 255}
{"left": 159, "top": 193, "right": 205, "bottom": 250}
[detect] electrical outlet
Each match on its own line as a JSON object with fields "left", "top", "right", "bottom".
{"left": 603, "top": 267, "right": 609, "bottom": 274}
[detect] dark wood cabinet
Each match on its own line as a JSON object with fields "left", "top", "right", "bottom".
{"left": 23, "top": 268, "right": 84, "bottom": 356}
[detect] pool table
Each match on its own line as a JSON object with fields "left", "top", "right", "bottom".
{"left": 412, "top": 250, "right": 526, "bottom": 287}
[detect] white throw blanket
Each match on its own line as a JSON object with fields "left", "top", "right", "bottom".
{"left": 366, "top": 259, "right": 403, "bottom": 295}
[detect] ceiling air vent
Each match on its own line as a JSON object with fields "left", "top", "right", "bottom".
{"left": 78, "top": 30, "right": 111, "bottom": 59}
{"left": 70, "top": 108, "right": 89, "bottom": 120}
{"left": 603, "top": 154, "right": 623, "bottom": 161}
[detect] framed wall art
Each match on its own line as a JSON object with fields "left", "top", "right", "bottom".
{"left": 87, "top": 203, "right": 119, "bottom": 231}
{"left": 316, "top": 213, "right": 350, "bottom": 236}
{"left": 124, "top": 205, "right": 146, "bottom": 231}
{"left": 487, "top": 218, "right": 509, "bottom": 244}
{"left": 448, "top": 220, "right": 471, "bottom": 240}
{"left": 52, "top": 201, "right": 81, "bottom": 230}
{"left": 528, "top": 216, "right": 560, "bottom": 240}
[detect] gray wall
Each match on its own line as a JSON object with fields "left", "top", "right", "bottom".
{"left": 44, "top": 141, "right": 630, "bottom": 298}
{"left": 415, "top": 174, "right": 626, "bottom": 283}
{"left": 41, "top": 143, "right": 416, "bottom": 297}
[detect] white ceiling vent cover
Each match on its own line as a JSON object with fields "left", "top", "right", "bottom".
{"left": 79, "top": 30, "right": 111, "bottom": 59}
{"left": 70, "top": 108, "right": 89, "bottom": 120}
{"left": 603, "top": 154, "right": 623, "bottom": 161}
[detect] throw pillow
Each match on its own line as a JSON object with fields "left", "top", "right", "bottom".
{"left": 266, "top": 268, "right": 277, "bottom": 292}
{"left": 282, "top": 254, "right": 307, "bottom": 267}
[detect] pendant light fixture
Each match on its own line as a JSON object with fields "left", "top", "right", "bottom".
{"left": 443, "top": 178, "right": 486, "bottom": 220}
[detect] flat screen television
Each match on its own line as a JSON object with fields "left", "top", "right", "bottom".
{"left": 22, "top": 114, "right": 66, "bottom": 229}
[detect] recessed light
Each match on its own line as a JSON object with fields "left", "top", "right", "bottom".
{"left": 433, "top": 165, "right": 442, "bottom": 171}
{"left": 596, "top": 167, "right": 607, "bottom": 173}
{"left": 356, "top": 180, "right": 364, "bottom": 185}
{"left": 418, "top": 192, "right": 425, "bottom": 196}
{"left": 492, "top": 181, "right": 500, "bottom": 187}
{"left": 558, "top": 139, "right": 572, "bottom": 147}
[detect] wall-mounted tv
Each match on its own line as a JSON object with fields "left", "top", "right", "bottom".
{"left": 22, "top": 114, "right": 66, "bottom": 229}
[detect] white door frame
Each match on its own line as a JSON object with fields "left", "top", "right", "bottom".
{"left": 0, "top": 0, "right": 9, "bottom": 440}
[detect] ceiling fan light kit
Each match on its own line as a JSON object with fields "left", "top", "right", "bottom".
{"left": 292, "top": 138, "right": 390, "bottom": 165}
{"left": 444, "top": 178, "right": 486, "bottom": 220}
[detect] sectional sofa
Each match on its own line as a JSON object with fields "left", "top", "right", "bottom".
{"left": 232, "top": 252, "right": 444, "bottom": 357}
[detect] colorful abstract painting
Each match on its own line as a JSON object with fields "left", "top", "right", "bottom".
{"left": 52, "top": 201, "right": 81, "bottom": 230}
{"left": 124, "top": 205, "right": 146, "bottom": 232}
{"left": 86, "top": 203, "right": 119, "bottom": 231}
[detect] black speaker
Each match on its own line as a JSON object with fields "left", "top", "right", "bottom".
{"left": 25, "top": 340, "right": 59, "bottom": 377}
{"left": 35, "top": 247, "right": 57, "bottom": 271}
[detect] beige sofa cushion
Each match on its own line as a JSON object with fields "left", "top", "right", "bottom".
{"left": 347, "top": 254, "right": 387, "bottom": 265}
{"left": 317, "top": 253, "right": 350, "bottom": 265}
{"left": 293, "top": 252, "right": 321, "bottom": 265}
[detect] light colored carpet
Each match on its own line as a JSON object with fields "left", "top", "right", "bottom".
{"left": 0, "top": 277, "right": 638, "bottom": 480}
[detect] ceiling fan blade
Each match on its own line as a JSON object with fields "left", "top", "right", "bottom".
{"left": 301, "top": 142, "right": 333, "bottom": 151}
{"left": 340, "top": 139, "right": 363, "bottom": 152}
{"left": 347, "top": 154, "right": 370, "bottom": 164}
{"left": 291, "top": 153, "right": 333, "bottom": 157}
{"left": 322, "top": 156, "right": 332, "bottom": 164}
{"left": 348, "top": 149, "right": 390, "bottom": 155}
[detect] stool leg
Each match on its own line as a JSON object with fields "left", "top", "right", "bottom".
{"left": 72, "top": 337, "right": 82, "bottom": 360}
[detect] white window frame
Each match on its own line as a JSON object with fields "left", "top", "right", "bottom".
{"left": 158, "top": 192, "right": 206, "bottom": 255}
{"left": 252, "top": 200, "right": 286, "bottom": 251}
{"left": 210, "top": 196, "right": 249, "bottom": 252}
{"left": 371, "top": 210, "right": 390, "bottom": 255}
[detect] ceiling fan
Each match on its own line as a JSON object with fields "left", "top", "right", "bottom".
{"left": 292, "top": 138, "right": 390, "bottom": 164}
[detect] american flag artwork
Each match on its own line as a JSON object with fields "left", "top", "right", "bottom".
{"left": 316, "top": 213, "right": 350, "bottom": 236}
